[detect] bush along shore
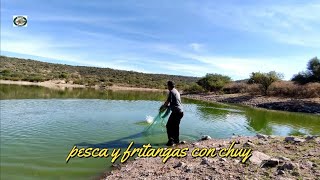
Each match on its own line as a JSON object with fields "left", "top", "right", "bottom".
{"left": 182, "top": 93, "right": 320, "bottom": 114}
{"left": 102, "top": 134, "right": 320, "bottom": 180}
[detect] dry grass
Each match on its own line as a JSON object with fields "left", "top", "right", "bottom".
{"left": 268, "top": 81, "right": 320, "bottom": 98}
{"left": 223, "top": 81, "right": 320, "bottom": 98}
{"left": 223, "top": 82, "right": 263, "bottom": 95}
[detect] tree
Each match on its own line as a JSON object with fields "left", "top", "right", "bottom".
{"left": 292, "top": 57, "right": 320, "bottom": 84}
{"left": 197, "top": 73, "right": 231, "bottom": 92}
{"left": 308, "top": 57, "right": 320, "bottom": 79}
{"left": 183, "top": 83, "right": 205, "bottom": 94}
{"left": 248, "top": 71, "right": 283, "bottom": 95}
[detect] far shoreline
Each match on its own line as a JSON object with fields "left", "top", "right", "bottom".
{"left": 182, "top": 93, "right": 320, "bottom": 114}
{"left": 1, "top": 79, "right": 320, "bottom": 114}
{"left": 0, "top": 80, "right": 165, "bottom": 92}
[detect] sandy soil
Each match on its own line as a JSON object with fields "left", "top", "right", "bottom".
{"left": 0, "top": 80, "right": 164, "bottom": 92}
{"left": 102, "top": 135, "right": 320, "bottom": 180}
{"left": 183, "top": 93, "right": 320, "bottom": 114}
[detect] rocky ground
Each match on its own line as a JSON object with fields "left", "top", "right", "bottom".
{"left": 102, "top": 135, "right": 320, "bottom": 180}
{"left": 182, "top": 93, "right": 320, "bottom": 114}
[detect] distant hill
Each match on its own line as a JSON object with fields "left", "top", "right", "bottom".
{"left": 0, "top": 56, "right": 199, "bottom": 89}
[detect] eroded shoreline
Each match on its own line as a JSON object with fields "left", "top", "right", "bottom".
{"left": 182, "top": 93, "right": 320, "bottom": 114}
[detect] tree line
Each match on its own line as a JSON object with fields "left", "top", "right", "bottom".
{"left": 0, "top": 56, "right": 319, "bottom": 97}
{"left": 185, "top": 57, "right": 320, "bottom": 97}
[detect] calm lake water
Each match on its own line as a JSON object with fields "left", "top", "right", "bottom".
{"left": 1, "top": 84, "right": 319, "bottom": 179}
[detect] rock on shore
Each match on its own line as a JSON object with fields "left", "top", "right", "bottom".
{"left": 103, "top": 135, "right": 320, "bottom": 180}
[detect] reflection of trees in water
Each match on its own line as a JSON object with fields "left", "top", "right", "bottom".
{"left": 193, "top": 99, "right": 243, "bottom": 122}
{"left": 197, "top": 106, "right": 232, "bottom": 122}
{"left": 244, "top": 108, "right": 320, "bottom": 135}
{"left": 190, "top": 98, "right": 319, "bottom": 136}
{"left": 0, "top": 84, "right": 167, "bottom": 100}
{"left": 245, "top": 109, "right": 273, "bottom": 135}
{"left": 2, "top": 84, "right": 319, "bottom": 136}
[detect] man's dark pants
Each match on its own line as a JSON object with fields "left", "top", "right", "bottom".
{"left": 166, "top": 111, "right": 184, "bottom": 143}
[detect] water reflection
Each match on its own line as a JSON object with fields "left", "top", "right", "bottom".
{"left": 1, "top": 84, "right": 319, "bottom": 180}
{"left": 1, "top": 84, "right": 319, "bottom": 137}
{"left": 244, "top": 108, "right": 320, "bottom": 135}
{"left": 183, "top": 98, "right": 320, "bottom": 136}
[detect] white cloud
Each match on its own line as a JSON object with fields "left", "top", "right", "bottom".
{"left": 192, "top": 1, "right": 320, "bottom": 47}
{"left": 30, "top": 14, "right": 158, "bottom": 40}
{"left": 1, "top": 26, "right": 310, "bottom": 80}
{"left": 1, "top": 30, "right": 150, "bottom": 73}
{"left": 152, "top": 44, "right": 308, "bottom": 80}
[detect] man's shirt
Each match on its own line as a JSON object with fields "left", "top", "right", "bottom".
{"left": 167, "top": 88, "right": 183, "bottom": 113}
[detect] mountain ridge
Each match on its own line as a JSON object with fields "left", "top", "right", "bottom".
{"left": 0, "top": 56, "right": 199, "bottom": 89}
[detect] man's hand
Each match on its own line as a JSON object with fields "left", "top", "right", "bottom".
{"left": 159, "top": 105, "right": 168, "bottom": 112}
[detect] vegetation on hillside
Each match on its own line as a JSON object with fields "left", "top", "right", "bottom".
{"left": 0, "top": 56, "right": 199, "bottom": 90}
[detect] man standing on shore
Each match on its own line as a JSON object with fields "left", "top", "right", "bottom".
{"left": 161, "top": 81, "right": 184, "bottom": 146}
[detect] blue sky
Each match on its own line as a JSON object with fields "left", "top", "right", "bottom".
{"left": 1, "top": 0, "right": 319, "bottom": 80}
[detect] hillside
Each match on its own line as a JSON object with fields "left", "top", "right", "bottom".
{"left": 0, "top": 56, "right": 199, "bottom": 89}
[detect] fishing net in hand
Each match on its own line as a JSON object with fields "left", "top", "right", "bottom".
{"left": 143, "top": 106, "right": 171, "bottom": 134}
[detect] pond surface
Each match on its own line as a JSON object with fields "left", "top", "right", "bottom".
{"left": 1, "top": 84, "right": 319, "bottom": 180}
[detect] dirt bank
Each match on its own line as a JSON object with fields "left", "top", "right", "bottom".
{"left": 0, "top": 80, "right": 164, "bottom": 92}
{"left": 182, "top": 93, "right": 320, "bottom": 114}
{"left": 103, "top": 135, "right": 320, "bottom": 180}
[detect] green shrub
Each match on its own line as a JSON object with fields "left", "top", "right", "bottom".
{"left": 0, "top": 69, "right": 11, "bottom": 75}
{"left": 183, "top": 83, "right": 205, "bottom": 94}
{"left": 22, "top": 76, "right": 45, "bottom": 82}
{"left": 197, "top": 73, "right": 231, "bottom": 92}
{"left": 73, "top": 79, "right": 86, "bottom": 85}
{"left": 10, "top": 77, "right": 22, "bottom": 81}
{"left": 248, "top": 71, "right": 283, "bottom": 95}
{"left": 59, "top": 72, "right": 68, "bottom": 79}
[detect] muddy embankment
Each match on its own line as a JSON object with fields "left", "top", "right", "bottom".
{"left": 182, "top": 93, "right": 320, "bottom": 114}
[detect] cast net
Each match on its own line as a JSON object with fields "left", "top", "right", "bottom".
{"left": 143, "top": 106, "right": 170, "bottom": 134}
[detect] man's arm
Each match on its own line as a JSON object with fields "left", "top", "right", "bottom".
{"left": 163, "top": 100, "right": 169, "bottom": 107}
{"left": 160, "top": 100, "right": 169, "bottom": 112}
{"left": 162, "top": 91, "right": 171, "bottom": 107}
